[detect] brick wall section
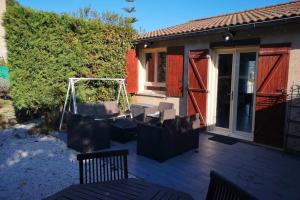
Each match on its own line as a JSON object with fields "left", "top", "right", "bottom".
{"left": 0, "top": 0, "right": 7, "bottom": 61}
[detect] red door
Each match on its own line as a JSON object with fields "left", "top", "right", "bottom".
{"left": 188, "top": 49, "right": 209, "bottom": 127}
{"left": 254, "top": 44, "right": 290, "bottom": 147}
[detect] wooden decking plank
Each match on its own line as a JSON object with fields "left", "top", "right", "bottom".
{"left": 92, "top": 184, "right": 138, "bottom": 199}
{"left": 57, "top": 197, "right": 72, "bottom": 200}
{"left": 70, "top": 186, "right": 111, "bottom": 200}
{"left": 150, "top": 190, "right": 166, "bottom": 200}
{"left": 108, "top": 182, "right": 143, "bottom": 195}
{"left": 136, "top": 188, "right": 160, "bottom": 200}
{"left": 111, "top": 179, "right": 148, "bottom": 193}
{"left": 79, "top": 184, "right": 123, "bottom": 200}
{"left": 65, "top": 190, "right": 99, "bottom": 200}
{"left": 103, "top": 184, "right": 140, "bottom": 197}
{"left": 90, "top": 183, "right": 137, "bottom": 200}
{"left": 56, "top": 189, "right": 90, "bottom": 200}
{"left": 150, "top": 189, "right": 188, "bottom": 200}
{"left": 126, "top": 179, "right": 150, "bottom": 188}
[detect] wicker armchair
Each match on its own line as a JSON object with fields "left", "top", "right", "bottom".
{"left": 144, "top": 102, "right": 175, "bottom": 123}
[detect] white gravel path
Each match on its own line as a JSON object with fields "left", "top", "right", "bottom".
{"left": 0, "top": 125, "right": 79, "bottom": 200}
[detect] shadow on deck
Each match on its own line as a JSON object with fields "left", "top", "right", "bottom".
{"left": 106, "top": 133, "right": 300, "bottom": 200}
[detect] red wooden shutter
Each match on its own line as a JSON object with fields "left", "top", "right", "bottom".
{"left": 146, "top": 53, "right": 155, "bottom": 82}
{"left": 157, "top": 52, "right": 164, "bottom": 82}
{"left": 166, "top": 46, "right": 184, "bottom": 97}
{"left": 187, "top": 49, "right": 209, "bottom": 127}
{"left": 254, "top": 44, "right": 290, "bottom": 147}
{"left": 126, "top": 49, "right": 138, "bottom": 93}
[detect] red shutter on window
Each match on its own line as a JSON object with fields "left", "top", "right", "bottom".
{"left": 146, "top": 53, "right": 155, "bottom": 82}
{"left": 166, "top": 46, "right": 184, "bottom": 97}
{"left": 126, "top": 49, "right": 138, "bottom": 94}
{"left": 254, "top": 43, "right": 290, "bottom": 147}
{"left": 187, "top": 49, "right": 209, "bottom": 127}
{"left": 157, "top": 53, "right": 163, "bottom": 82}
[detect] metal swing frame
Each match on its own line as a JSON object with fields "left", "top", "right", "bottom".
{"left": 59, "top": 78, "right": 131, "bottom": 131}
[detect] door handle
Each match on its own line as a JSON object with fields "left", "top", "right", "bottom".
{"left": 227, "top": 91, "right": 233, "bottom": 99}
{"left": 229, "top": 91, "right": 233, "bottom": 100}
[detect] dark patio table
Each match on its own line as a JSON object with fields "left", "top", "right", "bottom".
{"left": 44, "top": 178, "right": 194, "bottom": 200}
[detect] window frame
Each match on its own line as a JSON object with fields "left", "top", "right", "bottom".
{"left": 142, "top": 48, "right": 167, "bottom": 91}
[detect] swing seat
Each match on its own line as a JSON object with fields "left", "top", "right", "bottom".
{"left": 76, "top": 101, "right": 120, "bottom": 119}
{"left": 59, "top": 78, "right": 132, "bottom": 131}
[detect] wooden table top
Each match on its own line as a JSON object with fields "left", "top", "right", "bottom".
{"left": 44, "top": 178, "right": 194, "bottom": 200}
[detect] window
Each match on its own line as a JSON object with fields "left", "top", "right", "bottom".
{"left": 157, "top": 52, "right": 167, "bottom": 82}
{"left": 146, "top": 53, "right": 155, "bottom": 82}
{"left": 145, "top": 51, "right": 167, "bottom": 91}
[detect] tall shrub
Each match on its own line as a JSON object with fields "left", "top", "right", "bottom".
{"left": 4, "top": 0, "right": 135, "bottom": 119}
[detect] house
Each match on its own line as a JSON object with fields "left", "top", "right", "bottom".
{"left": 0, "top": 0, "right": 7, "bottom": 61}
{"left": 126, "top": 1, "right": 300, "bottom": 149}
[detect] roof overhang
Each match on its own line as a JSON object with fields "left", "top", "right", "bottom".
{"left": 135, "top": 16, "right": 300, "bottom": 44}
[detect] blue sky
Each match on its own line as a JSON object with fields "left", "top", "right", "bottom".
{"left": 18, "top": 0, "right": 289, "bottom": 32}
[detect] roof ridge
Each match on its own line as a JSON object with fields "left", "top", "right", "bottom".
{"left": 188, "top": 1, "right": 297, "bottom": 23}
{"left": 138, "top": 0, "right": 300, "bottom": 40}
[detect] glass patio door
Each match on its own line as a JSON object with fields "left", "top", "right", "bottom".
{"left": 216, "top": 54, "right": 233, "bottom": 130}
{"left": 234, "top": 52, "right": 256, "bottom": 133}
{"left": 215, "top": 50, "right": 257, "bottom": 140}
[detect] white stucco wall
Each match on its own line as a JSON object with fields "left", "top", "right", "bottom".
{"left": 131, "top": 95, "right": 181, "bottom": 115}
{"left": 0, "top": 0, "right": 7, "bottom": 61}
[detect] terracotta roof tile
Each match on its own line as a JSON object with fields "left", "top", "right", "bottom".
{"left": 137, "top": 1, "right": 300, "bottom": 41}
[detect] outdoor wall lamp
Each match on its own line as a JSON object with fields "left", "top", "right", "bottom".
{"left": 223, "top": 31, "right": 236, "bottom": 42}
{"left": 143, "top": 42, "right": 153, "bottom": 48}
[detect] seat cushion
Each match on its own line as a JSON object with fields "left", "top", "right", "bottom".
{"left": 101, "top": 101, "right": 120, "bottom": 115}
{"left": 76, "top": 101, "right": 120, "bottom": 117}
{"left": 76, "top": 103, "right": 98, "bottom": 116}
{"left": 146, "top": 111, "right": 160, "bottom": 118}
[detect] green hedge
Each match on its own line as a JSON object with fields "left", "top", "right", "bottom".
{"left": 4, "top": 0, "right": 135, "bottom": 119}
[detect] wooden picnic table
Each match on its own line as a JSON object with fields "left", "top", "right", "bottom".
{"left": 44, "top": 178, "right": 194, "bottom": 200}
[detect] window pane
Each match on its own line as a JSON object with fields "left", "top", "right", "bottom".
{"left": 146, "top": 53, "right": 155, "bottom": 82}
{"left": 157, "top": 52, "right": 166, "bottom": 82}
{"left": 236, "top": 52, "right": 256, "bottom": 133}
{"left": 216, "top": 54, "right": 233, "bottom": 129}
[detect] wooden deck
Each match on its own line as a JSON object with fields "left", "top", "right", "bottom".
{"left": 108, "top": 133, "right": 300, "bottom": 200}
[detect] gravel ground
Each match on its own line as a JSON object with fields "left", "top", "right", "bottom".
{"left": 0, "top": 124, "right": 78, "bottom": 200}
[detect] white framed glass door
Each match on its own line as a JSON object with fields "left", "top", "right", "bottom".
{"left": 214, "top": 49, "right": 258, "bottom": 140}
{"left": 215, "top": 53, "right": 234, "bottom": 131}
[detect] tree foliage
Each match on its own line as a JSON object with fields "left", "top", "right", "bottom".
{"left": 123, "top": 0, "right": 137, "bottom": 23}
{"left": 123, "top": 7, "right": 136, "bottom": 13}
{"left": 4, "top": 0, "right": 136, "bottom": 119}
